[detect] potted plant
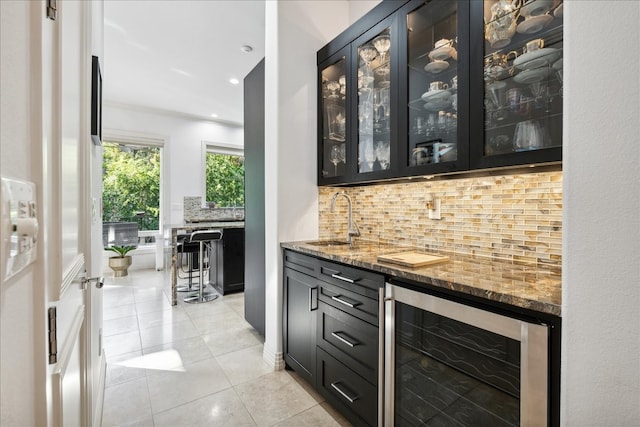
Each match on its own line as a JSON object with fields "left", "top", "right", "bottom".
{"left": 106, "top": 245, "right": 136, "bottom": 277}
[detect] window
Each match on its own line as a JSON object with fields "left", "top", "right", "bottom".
{"left": 102, "top": 141, "right": 162, "bottom": 244}
{"left": 204, "top": 148, "right": 244, "bottom": 207}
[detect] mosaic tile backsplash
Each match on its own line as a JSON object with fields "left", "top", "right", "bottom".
{"left": 318, "top": 172, "right": 562, "bottom": 269}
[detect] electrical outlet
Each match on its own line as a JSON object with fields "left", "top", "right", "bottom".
{"left": 428, "top": 197, "right": 442, "bottom": 220}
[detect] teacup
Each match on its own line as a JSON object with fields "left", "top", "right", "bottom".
{"left": 429, "top": 81, "right": 448, "bottom": 92}
{"left": 524, "top": 38, "right": 544, "bottom": 54}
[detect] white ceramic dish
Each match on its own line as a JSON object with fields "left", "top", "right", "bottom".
{"left": 513, "top": 47, "right": 560, "bottom": 70}
{"left": 423, "top": 99, "right": 452, "bottom": 111}
{"left": 424, "top": 60, "right": 449, "bottom": 73}
{"left": 429, "top": 46, "right": 457, "bottom": 62}
{"left": 521, "top": 0, "right": 553, "bottom": 17}
{"left": 421, "top": 89, "right": 451, "bottom": 102}
{"left": 517, "top": 14, "right": 553, "bottom": 34}
{"left": 513, "top": 67, "right": 551, "bottom": 84}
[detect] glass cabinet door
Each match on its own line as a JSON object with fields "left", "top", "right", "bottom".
{"left": 481, "top": 0, "right": 563, "bottom": 161}
{"left": 356, "top": 26, "right": 393, "bottom": 175}
{"left": 320, "top": 53, "right": 348, "bottom": 180}
{"left": 405, "top": 0, "right": 463, "bottom": 171}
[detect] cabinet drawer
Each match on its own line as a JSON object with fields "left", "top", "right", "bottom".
{"left": 317, "top": 302, "right": 378, "bottom": 383}
{"left": 317, "top": 347, "right": 377, "bottom": 427}
{"left": 319, "top": 280, "right": 379, "bottom": 325}
{"left": 318, "top": 260, "right": 384, "bottom": 299}
{"left": 283, "top": 250, "right": 318, "bottom": 276}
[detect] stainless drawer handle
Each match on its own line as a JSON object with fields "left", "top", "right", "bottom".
{"left": 331, "top": 381, "right": 359, "bottom": 403}
{"left": 331, "top": 295, "right": 361, "bottom": 308}
{"left": 331, "top": 273, "right": 360, "bottom": 283}
{"left": 331, "top": 331, "right": 359, "bottom": 348}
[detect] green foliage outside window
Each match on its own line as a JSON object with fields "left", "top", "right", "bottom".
{"left": 205, "top": 153, "right": 244, "bottom": 207}
{"left": 102, "top": 143, "right": 160, "bottom": 231}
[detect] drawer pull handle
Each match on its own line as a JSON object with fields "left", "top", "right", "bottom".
{"left": 331, "top": 381, "right": 359, "bottom": 403}
{"left": 331, "top": 295, "right": 361, "bottom": 308}
{"left": 331, "top": 273, "right": 360, "bottom": 283}
{"left": 331, "top": 331, "right": 359, "bottom": 348}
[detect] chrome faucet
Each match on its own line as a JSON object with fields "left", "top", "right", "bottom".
{"left": 330, "top": 191, "right": 360, "bottom": 244}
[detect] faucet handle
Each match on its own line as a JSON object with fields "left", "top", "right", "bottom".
{"left": 349, "top": 219, "right": 361, "bottom": 237}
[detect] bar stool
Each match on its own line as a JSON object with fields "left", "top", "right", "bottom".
{"left": 176, "top": 235, "right": 200, "bottom": 292}
{"left": 184, "top": 229, "right": 223, "bottom": 304}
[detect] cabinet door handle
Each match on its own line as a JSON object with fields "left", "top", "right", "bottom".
{"left": 331, "top": 295, "right": 361, "bottom": 308}
{"left": 331, "top": 273, "right": 360, "bottom": 283}
{"left": 331, "top": 381, "right": 359, "bottom": 403}
{"left": 309, "top": 286, "right": 318, "bottom": 311}
{"left": 331, "top": 331, "right": 359, "bottom": 348}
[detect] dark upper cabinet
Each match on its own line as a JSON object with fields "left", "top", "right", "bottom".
{"left": 469, "top": 0, "right": 563, "bottom": 169}
{"left": 318, "top": 46, "right": 351, "bottom": 185}
{"left": 317, "top": 0, "right": 562, "bottom": 186}
{"left": 398, "top": 0, "right": 470, "bottom": 176}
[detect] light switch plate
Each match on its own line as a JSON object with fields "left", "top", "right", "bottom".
{"left": 2, "top": 177, "right": 38, "bottom": 281}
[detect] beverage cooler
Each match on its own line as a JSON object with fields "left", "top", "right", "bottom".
{"left": 383, "top": 281, "right": 550, "bottom": 426}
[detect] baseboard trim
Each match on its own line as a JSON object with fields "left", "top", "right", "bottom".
{"left": 94, "top": 353, "right": 106, "bottom": 427}
{"left": 263, "top": 345, "right": 284, "bottom": 371}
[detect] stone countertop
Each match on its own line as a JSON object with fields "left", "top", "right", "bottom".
{"left": 281, "top": 240, "right": 561, "bottom": 317}
{"left": 167, "top": 221, "right": 245, "bottom": 230}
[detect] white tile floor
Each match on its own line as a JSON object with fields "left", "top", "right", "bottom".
{"left": 101, "top": 268, "right": 350, "bottom": 427}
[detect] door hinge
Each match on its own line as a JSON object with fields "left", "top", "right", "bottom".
{"left": 46, "top": 0, "right": 57, "bottom": 20}
{"left": 48, "top": 306, "right": 57, "bottom": 364}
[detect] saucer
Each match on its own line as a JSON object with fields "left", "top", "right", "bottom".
{"left": 424, "top": 99, "right": 452, "bottom": 111}
{"left": 517, "top": 14, "right": 553, "bottom": 34}
{"left": 424, "top": 60, "right": 449, "bottom": 73}
{"left": 513, "top": 67, "right": 551, "bottom": 84}
{"left": 520, "top": 0, "right": 553, "bottom": 17}
{"left": 421, "top": 89, "right": 451, "bottom": 102}
{"left": 513, "top": 47, "right": 560, "bottom": 70}
{"left": 429, "top": 46, "right": 456, "bottom": 61}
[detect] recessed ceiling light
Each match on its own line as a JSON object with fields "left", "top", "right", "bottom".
{"left": 241, "top": 45, "right": 253, "bottom": 53}
{"left": 229, "top": 78, "right": 240, "bottom": 85}
{"left": 210, "top": 113, "right": 218, "bottom": 118}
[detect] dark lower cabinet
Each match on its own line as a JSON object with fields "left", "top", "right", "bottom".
{"left": 283, "top": 267, "right": 318, "bottom": 386}
{"left": 317, "top": 347, "right": 378, "bottom": 427}
{"left": 283, "top": 249, "right": 383, "bottom": 426}
{"left": 211, "top": 228, "right": 245, "bottom": 295}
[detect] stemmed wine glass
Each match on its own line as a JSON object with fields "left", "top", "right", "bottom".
{"left": 375, "top": 141, "right": 390, "bottom": 170}
{"left": 330, "top": 144, "right": 341, "bottom": 175}
{"left": 339, "top": 143, "right": 346, "bottom": 165}
{"left": 372, "top": 33, "right": 391, "bottom": 86}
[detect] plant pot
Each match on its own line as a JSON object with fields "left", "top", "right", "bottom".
{"left": 109, "top": 255, "right": 132, "bottom": 277}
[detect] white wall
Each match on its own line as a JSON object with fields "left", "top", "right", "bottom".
{"left": 0, "top": 2, "right": 39, "bottom": 424}
{"left": 103, "top": 104, "right": 243, "bottom": 225}
{"left": 562, "top": 1, "right": 640, "bottom": 424}
{"left": 262, "top": 0, "right": 380, "bottom": 367}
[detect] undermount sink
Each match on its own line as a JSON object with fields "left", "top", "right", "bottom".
{"left": 305, "top": 240, "right": 351, "bottom": 247}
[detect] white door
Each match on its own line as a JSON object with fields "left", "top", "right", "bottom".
{"left": 42, "top": 1, "right": 98, "bottom": 425}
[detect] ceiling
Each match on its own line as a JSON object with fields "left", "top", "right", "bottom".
{"left": 103, "top": 1, "right": 265, "bottom": 126}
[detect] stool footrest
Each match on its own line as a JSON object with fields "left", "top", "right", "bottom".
{"left": 184, "top": 292, "right": 218, "bottom": 304}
